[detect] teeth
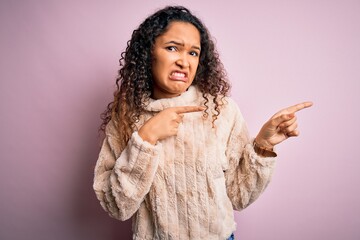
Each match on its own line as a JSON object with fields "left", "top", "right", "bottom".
{"left": 172, "top": 72, "right": 185, "bottom": 77}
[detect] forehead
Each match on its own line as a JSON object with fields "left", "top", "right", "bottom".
{"left": 155, "top": 21, "right": 201, "bottom": 45}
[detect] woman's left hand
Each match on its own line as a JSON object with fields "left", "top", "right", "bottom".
{"left": 255, "top": 101, "right": 313, "bottom": 149}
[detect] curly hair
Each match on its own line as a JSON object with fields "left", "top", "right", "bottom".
{"left": 100, "top": 6, "right": 230, "bottom": 149}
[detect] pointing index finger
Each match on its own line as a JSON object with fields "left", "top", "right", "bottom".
{"left": 272, "top": 101, "right": 313, "bottom": 118}
{"left": 286, "top": 101, "right": 313, "bottom": 114}
{"left": 174, "top": 106, "right": 206, "bottom": 114}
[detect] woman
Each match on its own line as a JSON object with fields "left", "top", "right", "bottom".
{"left": 93, "top": 6, "right": 312, "bottom": 240}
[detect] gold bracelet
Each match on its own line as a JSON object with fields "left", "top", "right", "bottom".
{"left": 253, "top": 141, "right": 277, "bottom": 157}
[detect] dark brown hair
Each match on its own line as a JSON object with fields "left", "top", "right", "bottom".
{"left": 100, "top": 6, "right": 230, "bottom": 149}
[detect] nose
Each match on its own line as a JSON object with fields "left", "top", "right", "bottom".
{"left": 176, "top": 53, "right": 190, "bottom": 68}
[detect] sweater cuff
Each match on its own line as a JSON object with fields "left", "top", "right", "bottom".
{"left": 245, "top": 139, "right": 276, "bottom": 167}
{"left": 131, "top": 131, "right": 162, "bottom": 153}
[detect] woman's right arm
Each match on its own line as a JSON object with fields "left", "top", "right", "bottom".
{"left": 93, "top": 130, "right": 161, "bottom": 221}
{"left": 93, "top": 105, "right": 203, "bottom": 220}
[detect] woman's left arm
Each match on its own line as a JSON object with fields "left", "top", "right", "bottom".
{"left": 224, "top": 101, "right": 312, "bottom": 211}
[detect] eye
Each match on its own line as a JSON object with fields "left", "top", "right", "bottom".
{"left": 166, "top": 46, "right": 177, "bottom": 51}
{"left": 189, "top": 51, "right": 200, "bottom": 57}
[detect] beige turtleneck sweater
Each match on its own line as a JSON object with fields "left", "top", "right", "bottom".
{"left": 93, "top": 86, "right": 276, "bottom": 240}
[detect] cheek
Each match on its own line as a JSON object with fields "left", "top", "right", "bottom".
{"left": 153, "top": 55, "right": 170, "bottom": 73}
{"left": 152, "top": 59, "right": 164, "bottom": 78}
{"left": 191, "top": 60, "right": 200, "bottom": 73}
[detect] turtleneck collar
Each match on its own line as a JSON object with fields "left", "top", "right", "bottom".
{"left": 144, "top": 86, "right": 202, "bottom": 112}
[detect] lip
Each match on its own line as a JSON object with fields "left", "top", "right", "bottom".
{"left": 169, "top": 70, "right": 189, "bottom": 82}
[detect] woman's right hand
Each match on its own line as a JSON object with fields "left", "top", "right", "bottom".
{"left": 138, "top": 106, "right": 205, "bottom": 145}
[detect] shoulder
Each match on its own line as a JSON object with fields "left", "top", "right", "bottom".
{"left": 105, "top": 119, "right": 116, "bottom": 135}
{"left": 223, "top": 97, "right": 239, "bottom": 110}
{"left": 220, "top": 96, "right": 242, "bottom": 117}
{"left": 214, "top": 96, "right": 247, "bottom": 132}
{"left": 104, "top": 120, "right": 123, "bottom": 157}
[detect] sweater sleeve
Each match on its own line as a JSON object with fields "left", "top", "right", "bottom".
{"left": 93, "top": 127, "right": 161, "bottom": 221}
{"left": 224, "top": 101, "right": 277, "bottom": 211}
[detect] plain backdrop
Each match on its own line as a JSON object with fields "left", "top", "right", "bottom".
{"left": 0, "top": 0, "right": 359, "bottom": 239}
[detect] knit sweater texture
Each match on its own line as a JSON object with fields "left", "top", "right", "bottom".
{"left": 93, "top": 86, "right": 277, "bottom": 240}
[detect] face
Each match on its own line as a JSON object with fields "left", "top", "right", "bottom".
{"left": 151, "top": 21, "right": 201, "bottom": 99}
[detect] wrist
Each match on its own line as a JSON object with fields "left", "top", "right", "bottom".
{"left": 254, "top": 137, "right": 274, "bottom": 150}
{"left": 253, "top": 139, "right": 277, "bottom": 157}
{"left": 138, "top": 127, "right": 158, "bottom": 145}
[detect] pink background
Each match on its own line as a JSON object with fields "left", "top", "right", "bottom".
{"left": 1, "top": 0, "right": 359, "bottom": 239}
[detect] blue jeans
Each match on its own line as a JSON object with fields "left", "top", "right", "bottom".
{"left": 227, "top": 233, "right": 235, "bottom": 240}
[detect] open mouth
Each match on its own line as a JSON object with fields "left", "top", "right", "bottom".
{"left": 170, "top": 71, "right": 188, "bottom": 81}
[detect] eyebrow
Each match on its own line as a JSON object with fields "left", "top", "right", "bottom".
{"left": 165, "top": 41, "right": 201, "bottom": 51}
